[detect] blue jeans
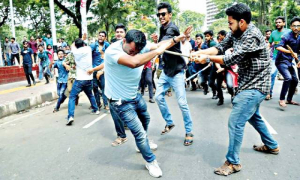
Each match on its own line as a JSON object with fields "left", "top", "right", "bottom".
{"left": 39, "top": 63, "right": 44, "bottom": 80}
{"left": 155, "top": 71, "right": 193, "bottom": 133}
{"left": 68, "top": 80, "right": 98, "bottom": 118}
{"left": 92, "top": 72, "right": 101, "bottom": 109}
{"left": 109, "top": 93, "right": 155, "bottom": 163}
{"left": 99, "top": 74, "right": 108, "bottom": 106}
{"left": 226, "top": 90, "right": 278, "bottom": 165}
{"left": 4, "top": 53, "right": 11, "bottom": 66}
{"left": 276, "top": 63, "right": 298, "bottom": 101}
{"left": 270, "top": 59, "right": 278, "bottom": 95}
{"left": 110, "top": 103, "right": 126, "bottom": 138}
{"left": 55, "top": 82, "right": 67, "bottom": 110}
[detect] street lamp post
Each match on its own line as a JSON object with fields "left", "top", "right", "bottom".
{"left": 49, "top": 0, "right": 58, "bottom": 60}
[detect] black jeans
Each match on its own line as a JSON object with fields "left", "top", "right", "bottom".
{"left": 276, "top": 63, "right": 298, "bottom": 101}
{"left": 208, "top": 64, "right": 218, "bottom": 95}
{"left": 141, "top": 68, "right": 154, "bottom": 99}
{"left": 11, "top": 54, "right": 20, "bottom": 65}
{"left": 23, "top": 64, "right": 35, "bottom": 85}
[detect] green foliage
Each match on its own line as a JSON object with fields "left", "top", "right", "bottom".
{"left": 179, "top": 10, "right": 205, "bottom": 36}
{"left": 209, "top": 18, "right": 229, "bottom": 35}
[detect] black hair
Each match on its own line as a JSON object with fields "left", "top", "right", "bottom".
{"left": 37, "top": 36, "right": 41, "bottom": 39}
{"left": 115, "top": 23, "right": 127, "bottom": 32}
{"left": 204, "top": 30, "right": 214, "bottom": 36}
{"left": 57, "top": 49, "right": 64, "bottom": 54}
{"left": 5, "top": 37, "right": 8, "bottom": 39}
{"left": 275, "top": 16, "right": 285, "bottom": 22}
{"left": 38, "top": 44, "right": 44, "bottom": 48}
{"left": 23, "top": 41, "right": 28, "bottom": 45}
{"left": 11, "top": 37, "right": 15, "bottom": 40}
{"left": 225, "top": 3, "right": 252, "bottom": 24}
{"left": 290, "top": 17, "right": 300, "bottom": 26}
{"left": 75, "top": 38, "right": 84, "bottom": 48}
{"left": 195, "top": 34, "right": 203, "bottom": 39}
{"left": 157, "top": 2, "right": 172, "bottom": 13}
{"left": 99, "top": 31, "right": 107, "bottom": 37}
{"left": 265, "top": 29, "right": 272, "bottom": 33}
{"left": 125, "top": 29, "right": 147, "bottom": 52}
{"left": 218, "top": 30, "right": 227, "bottom": 36}
{"left": 62, "top": 38, "right": 65, "bottom": 40}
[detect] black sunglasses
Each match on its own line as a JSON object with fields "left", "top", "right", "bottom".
{"left": 156, "top": 12, "right": 167, "bottom": 17}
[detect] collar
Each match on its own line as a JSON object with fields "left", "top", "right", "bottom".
{"left": 162, "top": 21, "right": 173, "bottom": 30}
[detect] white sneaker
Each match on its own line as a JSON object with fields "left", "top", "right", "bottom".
{"left": 66, "top": 117, "right": 74, "bottom": 125}
{"left": 136, "top": 140, "right": 158, "bottom": 153}
{"left": 145, "top": 160, "right": 162, "bottom": 178}
{"left": 91, "top": 110, "right": 100, "bottom": 115}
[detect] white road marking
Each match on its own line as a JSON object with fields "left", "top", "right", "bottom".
{"left": 261, "top": 115, "right": 278, "bottom": 135}
{"left": 83, "top": 113, "right": 107, "bottom": 129}
{"left": 0, "top": 109, "right": 45, "bottom": 127}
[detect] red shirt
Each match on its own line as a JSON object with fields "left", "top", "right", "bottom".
{"left": 28, "top": 40, "right": 38, "bottom": 53}
{"left": 143, "top": 61, "right": 152, "bottom": 69}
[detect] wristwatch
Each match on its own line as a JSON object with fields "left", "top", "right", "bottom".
{"left": 206, "top": 56, "right": 211, "bottom": 63}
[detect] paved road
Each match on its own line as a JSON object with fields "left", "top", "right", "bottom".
{"left": 0, "top": 80, "right": 299, "bottom": 180}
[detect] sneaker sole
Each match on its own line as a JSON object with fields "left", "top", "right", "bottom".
{"left": 145, "top": 164, "right": 162, "bottom": 178}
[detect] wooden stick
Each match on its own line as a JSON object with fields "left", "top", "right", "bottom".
{"left": 164, "top": 50, "right": 190, "bottom": 58}
{"left": 186, "top": 65, "right": 210, "bottom": 82}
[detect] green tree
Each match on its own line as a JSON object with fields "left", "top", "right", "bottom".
{"left": 179, "top": 10, "right": 205, "bottom": 36}
{"left": 209, "top": 18, "right": 229, "bottom": 35}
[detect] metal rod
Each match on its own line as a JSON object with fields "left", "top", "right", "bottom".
{"left": 164, "top": 50, "right": 190, "bottom": 58}
{"left": 186, "top": 65, "right": 210, "bottom": 82}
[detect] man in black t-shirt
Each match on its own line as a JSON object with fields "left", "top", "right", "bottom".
{"left": 154, "top": 2, "right": 194, "bottom": 146}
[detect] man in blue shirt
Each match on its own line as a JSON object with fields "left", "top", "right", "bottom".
{"left": 61, "top": 38, "right": 67, "bottom": 48}
{"left": 90, "top": 31, "right": 110, "bottom": 110}
{"left": 20, "top": 41, "right": 36, "bottom": 87}
{"left": 37, "top": 45, "right": 51, "bottom": 84}
{"left": 276, "top": 17, "right": 300, "bottom": 108}
{"left": 43, "top": 33, "right": 53, "bottom": 47}
{"left": 103, "top": 28, "right": 191, "bottom": 178}
{"left": 50, "top": 50, "right": 69, "bottom": 112}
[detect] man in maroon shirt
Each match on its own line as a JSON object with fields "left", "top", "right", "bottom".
{"left": 28, "top": 36, "right": 38, "bottom": 63}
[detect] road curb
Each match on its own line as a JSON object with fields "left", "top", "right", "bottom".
{"left": 0, "top": 90, "right": 58, "bottom": 119}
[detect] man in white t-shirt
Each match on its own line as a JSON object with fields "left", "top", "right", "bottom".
{"left": 102, "top": 28, "right": 191, "bottom": 178}
{"left": 66, "top": 38, "right": 99, "bottom": 125}
{"left": 181, "top": 38, "right": 192, "bottom": 64}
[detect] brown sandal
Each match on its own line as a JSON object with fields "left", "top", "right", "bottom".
{"left": 286, "top": 101, "right": 300, "bottom": 106}
{"left": 214, "top": 161, "right": 242, "bottom": 176}
{"left": 161, "top": 124, "right": 175, "bottom": 135}
{"left": 253, "top": 144, "right": 280, "bottom": 154}
{"left": 111, "top": 137, "right": 128, "bottom": 147}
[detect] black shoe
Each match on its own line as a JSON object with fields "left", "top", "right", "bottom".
{"left": 33, "top": 81, "right": 36, "bottom": 85}
{"left": 149, "top": 99, "right": 155, "bottom": 103}
{"left": 26, "top": 84, "right": 31, "bottom": 87}
{"left": 53, "top": 108, "right": 58, "bottom": 113}
{"left": 217, "top": 100, "right": 224, "bottom": 106}
{"left": 45, "top": 81, "right": 49, "bottom": 84}
{"left": 190, "top": 87, "right": 196, "bottom": 91}
{"left": 212, "top": 95, "right": 218, "bottom": 99}
{"left": 204, "top": 89, "right": 209, "bottom": 95}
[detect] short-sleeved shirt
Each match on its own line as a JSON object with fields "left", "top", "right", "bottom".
{"left": 64, "top": 52, "right": 76, "bottom": 79}
{"left": 38, "top": 50, "right": 51, "bottom": 67}
{"left": 269, "top": 28, "right": 290, "bottom": 58}
{"left": 28, "top": 40, "right": 38, "bottom": 53}
{"left": 90, "top": 41, "right": 110, "bottom": 67}
{"left": 4, "top": 42, "right": 10, "bottom": 53}
{"left": 10, "top": 42, "right": 20, "bottom": 54}
{"left": 159, "top": 22, "right": 186, "bottom": 77}
{"left": 204, "top": 40, "right": 217, "bottom": 48}
{"left": 276, "top": 31, "right": 300, "bottom": 66}
{"left": 181, "top": 41, "right": 192, "bottom": 64}
{"left": 192, "top": 44, "right": 209, "bottom": 73}
{"left": 216, "top": 23, "right": 271, "bottom": 95}
{"left": 43, "top": 37, "right": 53, "bottom": 47}
{"left": 54, "top": 59, "right": 69, "bottom": 83}
{"left": 61, "top": 42, "right": 67, "bottom": 48}
{"left": 104, "top": 40, "right": 150, "bottom": 101}
{"left": 72, "top": 46, "right": 93, "bottom": 80}
{"left": 21, "top": 48, "right": 34, "bottom": 65}
{"left": 189, "top": 39, "right": 196, "bottom": 49}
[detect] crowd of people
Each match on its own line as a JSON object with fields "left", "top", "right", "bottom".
{"left": 1, "top": 2, "right": 300, "bottom": 178}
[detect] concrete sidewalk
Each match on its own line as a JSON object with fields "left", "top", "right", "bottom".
{"left": 0, "top": 79, "right": 58, "bottom": 119}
